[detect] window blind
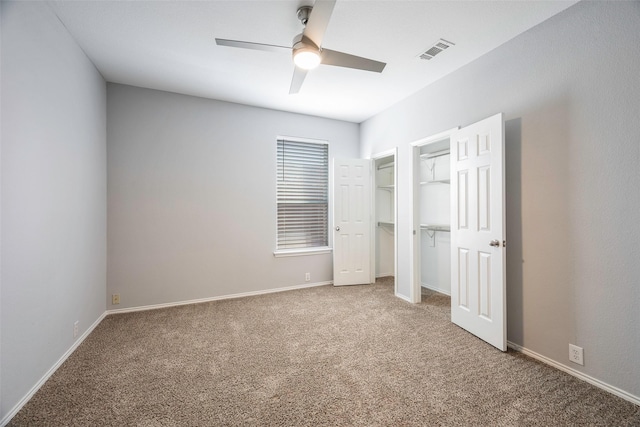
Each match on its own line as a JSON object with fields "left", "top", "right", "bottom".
{"left": 277, "top": 139, "right": 329, "bottom": 250}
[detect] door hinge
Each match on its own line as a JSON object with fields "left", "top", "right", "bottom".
{"left": 503, "top": 240, "right": 506, "bottom": 248}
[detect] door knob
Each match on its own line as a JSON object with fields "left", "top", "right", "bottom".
{"left": 489, "top": 239, "right": 500, "bottom": 247}
{"left": 335, "top": 226, "right": 340, "bottom": 231}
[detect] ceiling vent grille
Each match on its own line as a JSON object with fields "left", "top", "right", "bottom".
{"left": 418, "top": 39, "right": 455, "bottom": 61}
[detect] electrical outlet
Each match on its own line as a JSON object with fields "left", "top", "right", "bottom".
{"left": 112, "top": 294, "right": 120, "bottom": 305}
{"left": 569, "top": 344, "right": 584, "bottom": 365}
{"left": 73, "top": 321, "right": 79, "bottom": 338}
{"left": 305, "top": 273, "right": 311, "bottom": 282}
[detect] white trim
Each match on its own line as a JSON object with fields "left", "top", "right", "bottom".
{"left": 107, "top": 281, "right": 332, "bottom": 315}
{"left": 421, "top": 283, "right": 451, "bottom": 296}
{"left": 276, "top": 135, "right": 328, "bottom": 145}
{"left": 1, "top": 312, "right": 107, "bottom": 427}
{"left": 394, "top": 292, "right": 413, "bottom": 303}
{"left": 409, "top": 127, "right": 459, "bottom": 147}
{"left": 369, "top": 147, "right": 396, "bottom": 159}
{"left": 273, "top": 247, "right": 332, "bottom": 257}
{"left": 507, "top": 341, "right": 640, "bottom": 407}
{"left": 392, "top": 149, "right": 398, "bottom": 295}
{"left": 369, "top": 158, "right": 376, "bottom": 285}
{"left": 327, "top": 145, "right": 333, "bottom": 250}
{"left": 410, "top": 144, "right": 421, "bottom": 303}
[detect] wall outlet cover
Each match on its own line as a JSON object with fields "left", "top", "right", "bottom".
{"left": 112, "top": 294, "right": 120, "bottom": 305}
{"left": 569, "top": 344, "right": 584, "bottom": 366}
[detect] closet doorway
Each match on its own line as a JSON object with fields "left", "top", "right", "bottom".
{"left": 411, "top": 131, "right": 455, "bottom": 303}
{"left": 372, "top": 149, "right": 397, "bottom": 294}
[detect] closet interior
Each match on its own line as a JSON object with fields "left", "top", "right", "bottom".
{"left": 418, "top": 139, "right": 451, "bottom": 295}
{"left": 375, "top": 155, "right": 395, "bottom": 280}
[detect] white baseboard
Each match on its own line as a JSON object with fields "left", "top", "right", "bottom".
{"left": 1, "top": 311, "right": 107, "bottom": 427}
{"left": 107, "top": 281, "right": 333, "bottom": 315}
{"left": 376, "top": 272, "right": 394, "bottom": 279}
{"left": 421, "top": 283, "right": 451, "bottom": 296}
{"left": 507, "top": 341, "right": 640, "bottom": 407}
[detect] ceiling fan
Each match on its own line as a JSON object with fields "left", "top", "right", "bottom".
{"left": 215, "top": 0, "right": 386, "bottom": 94}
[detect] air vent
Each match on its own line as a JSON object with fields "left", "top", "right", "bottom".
{"left": 418, "top": 39, "right": 455, "bottom": 61}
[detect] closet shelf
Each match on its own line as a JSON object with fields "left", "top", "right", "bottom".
{"left": 420, "top": 179, "right": 450, "bottom": 185}
{"left": 420, "top": 149, "right": 450, "bottom": 159}
{"left": 377, "top": 162, "right": 395, "bottom": 170}
{"left": 377, "top": 185, "right": 395, "bottom": 191}
{"left": 420, "top": 224, "right": 450, "bottom": 232}
{"left": 378, "top": 221, "right": 395, "bottom": 228}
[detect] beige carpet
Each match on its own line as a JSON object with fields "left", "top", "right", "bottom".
{"left": 10, "top": 278, "right": 640, "bottom": 426}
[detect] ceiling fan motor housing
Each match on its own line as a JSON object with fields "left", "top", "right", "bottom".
{"left": 292, "top": 33, "right": 319, "bottom": 51}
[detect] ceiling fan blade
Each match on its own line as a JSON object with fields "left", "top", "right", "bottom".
{"left": 321, "top": 49, "right": 386, "bottom": 73}
{"left": 303, "top": 0, "right": 336, "bottom": 47}
{"left": 215, "top": 38, "right": 291, "bottom": 54}
{"left": 289, "top": 67, "right": 308, "bottom": 94}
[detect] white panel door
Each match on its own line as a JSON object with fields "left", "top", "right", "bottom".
{"left": 333, "top": 158, "right": 372, "bottom": 286}
{"left": 450, "top": 113, "right": 507, "bottom": 351}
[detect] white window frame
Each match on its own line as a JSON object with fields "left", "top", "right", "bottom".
{"left": 274, "top": 136, "right": 332, "bottom": 257}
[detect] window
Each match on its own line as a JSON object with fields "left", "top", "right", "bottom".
{"left": 276, "top": 138, "right": 329, "bottom": 253}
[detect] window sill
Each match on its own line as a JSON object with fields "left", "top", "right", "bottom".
{"left": 273, "top": 247, "right": 333, "bottom": 258}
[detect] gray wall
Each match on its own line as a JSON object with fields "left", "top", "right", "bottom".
{"left": 361, "top": 1, "right": 640, "bottom": 399}
{"left": 0, "top": 4, "right": 3, "bottom": 412}
{"left": 1, "top": 1, "right": 107, "bottom": 419}
{"left": 107, "top": 84, "right": 359, "bottom": 309}
{"left": 0, "top": 1, "right": 4, "bottom": 412}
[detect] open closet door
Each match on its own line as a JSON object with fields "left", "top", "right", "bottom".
{"left": 333, "top": 158, "right": 372, "bottom": 286}
{"left": 450, "top": 113, "right": 507, "bottom": 351}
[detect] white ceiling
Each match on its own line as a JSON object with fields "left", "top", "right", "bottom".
{"left": 50, "top": 0, "right": 577, "bottom": 123}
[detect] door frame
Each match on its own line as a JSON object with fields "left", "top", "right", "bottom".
{"left": 409, "top": 128, "right": 458, "bottom": 303}
{"left": 370, "top": 148, "right": 398, "bottom": 293}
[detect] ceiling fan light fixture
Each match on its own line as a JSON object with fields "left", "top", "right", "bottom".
{"left": 217, "top": 2, "right": 385, "bottom": 94}
{"left": 293, "top": 47, "right": 321, "bottom": 70}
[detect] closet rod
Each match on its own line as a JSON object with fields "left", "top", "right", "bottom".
{"left": 420, "top": 149, "right": 450, "bottom": 159}
{"left": 420, "top": 224, "right": 451, "bottom": 232}
{"left": 378, "top": 221, "right": 395, "bottom": 227}
{"left": 377, "top": 162, "right": 394, "bottom": 170}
